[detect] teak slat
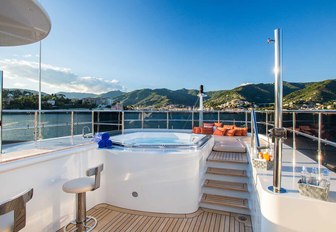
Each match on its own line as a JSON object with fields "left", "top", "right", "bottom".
{"left": 57, "top": 203, "right": 252, "bottom": 232}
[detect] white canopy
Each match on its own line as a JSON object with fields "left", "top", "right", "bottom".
{"left": 0, "top": 0, "right": 51, "bottom": 46}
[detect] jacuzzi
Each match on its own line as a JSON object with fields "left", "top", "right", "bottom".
{"left": 100, "top": 131, "right": 214, "bottom": 214}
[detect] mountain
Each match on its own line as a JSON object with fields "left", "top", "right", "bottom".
{"left": 99, "top": 90, "right": 125, "bottom": 99}
{"left": 56, "top": 92, "right": 98, "bottom": 99}
{"left": 5, "top": 88, "right": 48, "bottom": 96}
{"left": 114, "top": 88, "right": 199, "bottom": 108}
{"left": 204, "top": 81, "right": 312, "bottom": 108}
{"left": 283, "top": 79, "right": 336, "bottom": 104}
{"left": 4, "top": 79, "right": 336, "bottom": 109}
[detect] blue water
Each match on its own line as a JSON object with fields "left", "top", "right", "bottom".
{"left": 126, "top": 137, "right": 186, "bottom": 145}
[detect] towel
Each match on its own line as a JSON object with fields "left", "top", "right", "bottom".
{"left": 101, "top": 132, "right": 110, "bottom": 141}
{"left": 105, "top": 139, "right": 113, "bottom": 148}
{"left": 98, "top": 140, "right": 106, "bottom": 148}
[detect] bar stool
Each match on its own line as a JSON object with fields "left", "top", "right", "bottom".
{"left": 0, "top": 188, "right": 33, "bottom": 232}
{"left": 63, "top": 164, "right": 103, "bottom": 232}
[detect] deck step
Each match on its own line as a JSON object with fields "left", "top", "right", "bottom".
{"left": 207, "top": 167, "right": 247, "bottom": 177}
{"left": 201, "top": 194, "right": 248, "bottom": 209}
{"left": 208, "top": 151, "right": 248, "bottom": 163}
{"left": 204, "top": 179, "right": 248, "bottom": 192}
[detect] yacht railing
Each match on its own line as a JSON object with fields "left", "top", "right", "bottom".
{"left": 2, "top": 109, "right": 336, "bottom": 169}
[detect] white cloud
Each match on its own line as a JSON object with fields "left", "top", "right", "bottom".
{"left": 240, "top": 82, "right": 252, "bottom": 86}
{"left": 0, "top": 59, "right": 124, "bottom": 94}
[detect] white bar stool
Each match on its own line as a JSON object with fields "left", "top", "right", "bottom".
{"left": 63, "top": 164, "right": 103, "bottom": 232}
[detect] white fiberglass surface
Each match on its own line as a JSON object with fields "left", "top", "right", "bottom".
{"left": 111, "top": 132, "right": 205, "bottom": 146}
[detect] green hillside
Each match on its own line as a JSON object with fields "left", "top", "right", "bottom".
{"left": 114, "top": 88, "right": 199, "bottom": 108}
{"left": 284, "top": 79, "right": 336, "bottom": 105}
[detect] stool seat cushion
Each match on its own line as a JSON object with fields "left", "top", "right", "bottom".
{"left": 63, "top": 177, "right": 95, "bottom": 193}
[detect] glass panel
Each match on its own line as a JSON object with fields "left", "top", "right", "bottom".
{"left": 296, "top": 113, "right": 319, "bottom": 138}
{"left": 73, "top": 112, "right": 92, "bottom": 135}
{"left": 3, "top": 111, "right": 36, "bottom": 143}
{"left": 40, "top": 111, "right": 71, "bottom": 139}
{"left": 321, "top": 113, "right": 336, "bottom": 143}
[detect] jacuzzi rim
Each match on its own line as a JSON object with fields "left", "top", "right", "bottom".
{"left": 111, "top": 134, "right": 212, "bottom": 150}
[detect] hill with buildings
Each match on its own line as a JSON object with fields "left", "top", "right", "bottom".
{"left": 4, "top": 79, "right": 336, "bottom": 110}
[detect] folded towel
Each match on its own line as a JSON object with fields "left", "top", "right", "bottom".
{"left": 98, "top": 139, "right": 106, "bottom": 148}
{"left": 105, "top": 139, "right": 113, "bottom": 148}
{"left": 101, "top": 132, "right": 110, "bottom": 141}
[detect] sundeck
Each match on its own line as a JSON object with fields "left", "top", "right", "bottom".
{"left": 1, "top": 1, "right": 336, "bottom": 232}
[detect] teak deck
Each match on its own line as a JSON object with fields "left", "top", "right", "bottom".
{"left": 58, "top": 204, "right": 252, "bottom": 232}
{"left": 208, "top": 151, "right": 248, "bottom": 163}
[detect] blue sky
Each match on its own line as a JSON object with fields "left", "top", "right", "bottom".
{"left": 1, "top": 0, "right": 336, "bottom": 93}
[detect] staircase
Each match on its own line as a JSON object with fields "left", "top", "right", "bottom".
{"left": 200, "top": 150, "right": 250, "bottom": 215}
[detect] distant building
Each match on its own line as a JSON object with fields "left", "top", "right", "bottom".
{"left": 47, "top": 100, "right": 56, "bottom": 106}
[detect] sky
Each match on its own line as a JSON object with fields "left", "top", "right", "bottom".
{"left": 1, "top": 0, "right": 336, "bottom": 94}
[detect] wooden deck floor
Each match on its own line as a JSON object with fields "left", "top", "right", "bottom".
{"left": 59, "top": 204, "right": 252, "bottom": 232}
{"left": 208, "top": 151, "right": 248, "bottom": 163}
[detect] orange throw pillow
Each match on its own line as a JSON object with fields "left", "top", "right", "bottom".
{"left": 235, "top": 128, "right": 243, "bottom": 136}
{"left": 203, "top": 123, "right": 214, "bottom": 128}
{"left": 201, "top": 127, "right": 213, "bottom": 134}
{"left": 241, "top": 127, "right": 248, "bottom": 136}
{"left": 214, "top": 122, "right": 223, "bottom": 127}
{"left": 223, "top": 125, "right": 234, "bottom": 130}
{"left": 213, "top": 129, "right": 225, "bottom": 136}
{"left": 193, "top": 127, "right": 201, "bottom": 134}
{"left": 226, "top": 129, "right": 236, "bottom": 136}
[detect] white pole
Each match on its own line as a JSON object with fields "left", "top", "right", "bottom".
{"left": 38, "top": 41, "right": 42, "bottom": 140}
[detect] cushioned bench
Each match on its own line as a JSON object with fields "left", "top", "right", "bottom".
{"left": 212, "top": 136, "right": 246, "bottom": 153}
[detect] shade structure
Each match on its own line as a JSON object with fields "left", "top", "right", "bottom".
{"left": 0, "top": 0, "right": 51, "bottom": 46}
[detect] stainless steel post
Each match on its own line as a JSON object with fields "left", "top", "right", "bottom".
{"left": 191, "top": 111, "right": 194, "bottom": 129}
{"left": 245, "top": 111, "right": 248, "bottom": 128}
{"left": 141, "top": 112, "right": 144, "bottom": 129}
{"left": 70, "top": 111, "right": 74, "bottom": 137}
{"left": 269, "top": 28, "right": 286, "bottom": 193}
{"left": 251, "top": 111, "right": 254, "bottom": 148}
{"left": 167, "top": 112, "right": 169, "bottom": 129}
{"left": 318, "top": 112, "right": 322, "bottom": 175}
{"left": 218, "top": 111, "right": 220, "bottom": 123}
{"left": 38, "top": 41, "right": 42, "bottom": 140}
{"left": 0, "top": 71, "right": 3, "bottom": 154}
{"left": 34, "top": 111, "right": 38, "bottom": 141}
{"left": 91, "top": 111, "right": 94, "bottom": 136}
{"left": 266, "top": 111, "right": 269, "bottom": 146}
{"left": 76, "top": 192, "right": 86, "bottom": 231}
{"left": 122, "top": 111, "right": 125, "bottom": 134}
{"left": 293, "top": 112, "right": 296, "bottom": 150}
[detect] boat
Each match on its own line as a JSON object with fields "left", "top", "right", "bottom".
{"left": 1, "top": 1, "right": 336, "bottom": 232}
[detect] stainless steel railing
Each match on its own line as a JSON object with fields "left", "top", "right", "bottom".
{"left": 2, "top": 109, "right": 336, "bottom": 168}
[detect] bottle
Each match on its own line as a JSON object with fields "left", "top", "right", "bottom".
{"left": 311, "top": 167, "right": 318, "bottom": 185}
{"left": 321, "top": 169, "right": 330, "bottom": 187}
{"left": 301, "top": 166, "right": 308, "bottom": 184}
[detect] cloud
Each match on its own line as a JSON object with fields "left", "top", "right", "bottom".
{"left": 0, "top": 59, "right": 124, "bottom": 94}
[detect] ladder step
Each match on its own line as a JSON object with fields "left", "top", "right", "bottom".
{"left": 201, "top": 194, "right": 249, "bottom": 209}
{"left": 208, "top": 151, "right": 248, "bottom": 163}
{"left": 204, "top": 179, "right": 248, "bottom": 192}
{"left": 207, "top": 167, "right": 247, "bottom": 177}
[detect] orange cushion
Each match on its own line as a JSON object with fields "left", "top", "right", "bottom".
{"left": 213, "top": 129, "right": 225, "bottom": 136}
{"left": 226, "top": 129, "right": 236, "bottom": 136}
{"left": 234, "top": 128, "right": 243, "bottom": 136}
{"left": 223, "top": 125, "right": 235, "bottom": 130}
{"left": 203, "top": 123, "right": 214, "bottom": 128}
{"left": 201, "top": 127, "right": 213, "bottom": 134}
{"left": 193, "top": 127, "right": 201, "bottom": 134}
{"left": 241, "top": 128, "right": 248, "bottom": 136}
{"left": 214, "top": 122, "right": 223, "bottom": 127}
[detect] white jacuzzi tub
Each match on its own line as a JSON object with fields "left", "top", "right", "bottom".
{"left": 100, "top": 131, "right": 214, "bottom": 214}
